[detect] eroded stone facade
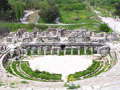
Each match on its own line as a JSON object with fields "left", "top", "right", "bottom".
{"left": 1, "top": 28, "right": 116, "bottom": 57}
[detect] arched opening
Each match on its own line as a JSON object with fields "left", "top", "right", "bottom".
{"left": 61, "top": 45, "right": 65, "bottom": 50}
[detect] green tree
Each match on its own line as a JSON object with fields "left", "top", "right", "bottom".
{"left": 39, "top": 4, "right": 60, "bottom": 23}
{"left": 11, "top": 1, "right": 24, "bottom": 21}
{"left": 115, "top": 2, "right": 120, "bottom": 16}
{"left": 0, "top": 0, "right": 12, "bottom": 20}
{"left": 99, "top": 23, "right": 110, "bottom": 32}
{"left": 0, "top": 0, "right": 10, "bottom": 11}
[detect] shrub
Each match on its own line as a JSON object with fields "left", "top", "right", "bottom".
{"left": 64, "top": 83, "right": 69, "bottom": 87}
{"left": 10, "top": 82, "right": 15, "bottom": 86}
{"left": 68, "top": 84, "right": 78, "bottom": 89}
{"left": 21, "top": 81, "right": 29, "bottom": 84}
{"left": 39, "top": 4, "right": 60, "bottom": 23}
{"left": 26, "top": 23, "right": 35, "bottom": 30}
{"left": 35, "top": 69, "right": 41, "bottom": 74}
{"left": 99, "top": 23, "right": 110, "bottom": 32}
{"left": 0, "top": 81, "right": 4, "bottom": 87}
{"left": 36, "top": 25, "right": 48, "bottom": 31}
{"left": 77, "top": 84, "right": 81, "bottom": 88}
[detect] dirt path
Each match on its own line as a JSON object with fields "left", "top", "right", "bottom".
{"left": 94, "top": 10, "right": 120, "bottom": 33}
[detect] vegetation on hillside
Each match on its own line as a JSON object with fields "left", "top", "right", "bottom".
{"left": 86, "top": 0, "right": 120, "bottom": 16}
{"left": 0, "top": 0, "right": 24, "bottom": 21}
{"left": 115, "top": 2, "right": 120, "bottom": 16}
{"left": 21, "top": 61, "right": 62, "bottom": 80}
{"left": 0, "top": 0, "right": 120, "bottom": 32}
{"left": 1, "top": 0, "right": 120, "bottom": 21}
{"left": 39, "top": 3, "right": 59, "bottom": 23}
{"left": 68, "top": 61, "right": 101, "bottom": 81}
{"left": 99, "top": 23, "right": 111, "bottom": 32}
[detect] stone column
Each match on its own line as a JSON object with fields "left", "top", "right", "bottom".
{"left": 31, "top": 49, "right": 34, "bottom": 55}
{"left": 57, "top": 47, "right": 60, "bottom": 55}
{"left": 44, "top": 46, "right": 47, "bottom": 55}
{"left": 24, "top": 49, "right": 28, "bottom": 55}
{"left": 51, "top": 47, "right": 54, "bottom": 55}
{"left": 28, "top": 47, "right": 31, "bottom": 55}
{"left": 93, "top": 46, "right": 97, "bottom": 54}
{"left": 78, "top": 46, "right": 80, "bottom": 55}
{"left": 97, "top": 46, "right": 100, "bottom": 54}
{"left": 23, "top": 49, "right": 26, "bottom": 54}
{"left": 27, "top": 48, "right": 29, "bottom": 55}
{"left": 91, "top": 46, "right": 93, "bottom": 54}
{"left": 16, "top": 49, "right": 21, "bottom": 56}
{"left": 64, "top": 48, "right": 66, "bottom": 55}
{"left": 84, "top": 46, "right": 87, "bottom": 55}
{"left": 71, "top": 47, "right": 73, "bottom": 55}
{"left": 38, "top": 47, "right": 41, "bottom": 55}
{"left": 7, "top": 53, "right": 10, "bottom": 59}
{"left": 31, "top": 47, "right": 35, "bottom": 55}
{"left": 10, "top": 50, "right": 14, "bottom": 58}
{"left": 20, "top": 49, "right": 24, "bottom": 54}
{"left": 46, "top": 46, "right": 48, "bottom": 55}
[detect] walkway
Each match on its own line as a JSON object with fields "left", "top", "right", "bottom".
{"left": 73, "top": 43, "right": 120, "bottom": 90}
{"left": 94, "top": 10, "right": 120, "bottom": 34}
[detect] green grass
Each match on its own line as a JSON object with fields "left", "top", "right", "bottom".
{"left": 0, "top": 22, "right": 35, "bottom": 32}
{"left": 73, "top": 49, "right": 78, "bottom": 55}
{"left": 58, "top": 8, "right": 101, "bottom": 31}
{"left": 46, "top": 51, "right": 51, "bottom": 55}
{"left": 60, "top": 10, "right": 98, "bottom": 23}
{"left": 0, "top": 22, "right": 27, "bottom": 32}
{"left": 40, "top": 51, "right": 44, "bottom": 55}
{"left": 80, "top": 47, "right": 93, "bottom": 55}
{"left": 27, "top": 48, "right": 94, "bottom": 56}
{"left": 28, "top": 49, "right": 31, "bottom": 56}
{"left": 66, "top": 48, "right": 71, "bottom": 55}
{"left": 6, "top": 62, "right": 16, "bottom": 76}
{"left": 0, "top": 81, "right": 4, "bottom": 87}
{"left": 80, "top": 48, "right": 84, "bottom": 55}
{"left": 12, "top": 61, "right": 33, "bottom": 80}
{"left": 38, "top": 18, "right": 45, "bottom": 23}
{"left": 10, "top": 82, "right": 15, "bottom": 86}
{"left": 34, "top": 49, "right": 38, "bottom": 55}
{"left": 38, "top": 18, "right": 56, "bottom": 24}
{"left": 68, "top": 61, "right": 101, "bottom": 81}
{"left": 92, "top": 69, "right": 104, "bottom": 76}
{"left": 53, "top": 50, "right": 57, "bottom": 55}
{"left": 93, "top": 2, "right": 116, "bottom": 17}
{"left": 0, "top": 22, "right": 102, "bottom": 32}
{"left": 6, "top": 61, "right": 61, "bottom": 81}
{"left": 21, "top": 61, "right": 62, "bottom": 81}
{"left": 59, "top": 50, "right": 64, "bottom": 55}
{"left": 1, "top": 0, "right": 115, "bottom": 31}
{"left": 37, "top": 1, "right": 102, "bottom": 31}
{"left": 95, "top": 7, "right": 112, "bottom": 17}
{"left": 87, "top": 47, "right": 92, "bottom": 55}
{"left": 21, "top": 81, "right": 29, "bottom": 84}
